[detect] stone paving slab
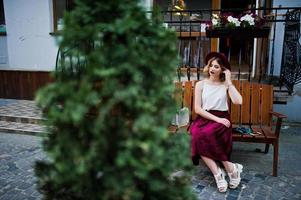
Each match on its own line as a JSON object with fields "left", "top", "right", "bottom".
{"left": 0, "top": 99, "right": 43, "bottom": 119}
{"left": 0, "top": 127, "right": 301, "bottom": 199}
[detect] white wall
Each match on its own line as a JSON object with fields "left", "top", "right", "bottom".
{"left": 3, "top": 0, "right": 58, "bottom": 71}
{"left": 268, "top": 0, "right": 301, "bottom": 76}
{"left": 0, "top": 36, "right": 9, "bottom": 67}
{"left": 274, "top": 84, "right": 301, "bottom": 122}
{"left": 2, "top": 0, "right": 153, "bottom": 71}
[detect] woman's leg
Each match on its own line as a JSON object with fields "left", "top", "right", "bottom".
{"left": 201, "top": 156, "right": 219, "bottom": 175}
{"left": 202, "top": 156, "right": 228, "bottom": 192}
{"left": 221, "top": 161, "right": 243, "bottom": 189}
{"left": 221, "top": 161, "right": 234, "bottom": 173}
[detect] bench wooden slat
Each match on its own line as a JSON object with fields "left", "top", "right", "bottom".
{"left": 261, "top": 84, "right": 273, "bottom": 126}
{"left": 249, "top": 125, "right": 268, "bottom": 139}
{"left": 233, "top": 124, "right": 276, "bottom": 142}
{"left": 183, "top": 81, "right": 193, "bottom": 113}
{"left": 256, "top": 126, "right": 276, "bottom": 138}
{"left": 251, "top": 83, "right": 260, "bottom": 124}
{"left": 241, "top": 81, "right": 251, "bottom": 124}
{"left": 191, "top": 81, "right": 198, "bottom": 121}
{"left": 231, "top": 80, "right": 241, "bottom": 124}
{"left": 232, "top": 135, "right": 275, "bottom": 143}
{"left": 258, "top": 126, "right": 268, "bottom": 139}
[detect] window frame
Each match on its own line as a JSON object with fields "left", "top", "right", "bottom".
{"left": 52, "top": 0, "right": 74, "bottom": 33}
{"left": 52, "top": 0, "right": 58, "bottom": 32}
{"left": 0, "top": 0, "right": 6, "bottom": 35}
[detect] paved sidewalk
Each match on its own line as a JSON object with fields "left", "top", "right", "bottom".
{"left": 0, "top": 133, "right": 44, "bottom": 200}
{"left": 0, "top": 126, "right": 301, "bottom": 199}
{"left": 192, "top": 126, "right": 301, "bottom": 200}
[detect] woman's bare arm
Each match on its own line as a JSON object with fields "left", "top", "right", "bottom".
{"left": 224, "top": 69, "right": 242, "bottom": 105}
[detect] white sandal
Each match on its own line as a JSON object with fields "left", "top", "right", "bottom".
{"left": 228, "top": 163, "right": 243, "bottom": 189}
{"left": 214, "top": 167, "right": 228, "bottom": 193}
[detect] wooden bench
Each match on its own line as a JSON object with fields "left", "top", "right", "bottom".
{"left": 170, "top": 80, "right": 287, "bottom": 176}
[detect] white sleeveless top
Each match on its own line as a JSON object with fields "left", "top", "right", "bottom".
{"left": 202, "top": 81, "right": 228, "bottom": 111}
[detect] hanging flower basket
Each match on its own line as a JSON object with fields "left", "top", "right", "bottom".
{"left": 205, "top": 26, "right": 270, "bottom": 38}
{"left": 206, "top": 13, "right": 270, "bottom": 38}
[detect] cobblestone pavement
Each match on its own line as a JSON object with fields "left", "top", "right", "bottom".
{"left": 192, "top": 126, "right": 301, "bottom": 200}
{"left": 0, "top": 133, "right": 44, "bottom": 200}
{"left": 0, "top": 127, "right": 301, "bottom": 200}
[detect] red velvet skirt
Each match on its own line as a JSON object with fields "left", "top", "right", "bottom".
{"left": 190, "top": 110, "right": 232, "bottom": 165}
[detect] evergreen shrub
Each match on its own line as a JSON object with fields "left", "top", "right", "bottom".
{"left": 35, "top": 1, "right": 196, "bottom": 199}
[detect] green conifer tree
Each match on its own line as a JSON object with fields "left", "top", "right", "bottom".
{"left": 35, "top": 0, "right": 196, "bottom": 199}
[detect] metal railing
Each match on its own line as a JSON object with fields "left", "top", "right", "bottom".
{"left": 280, "top": 9, "right": 301, "bottom": 94}
{"left": 55, "top": 7, "right": 301, "bottom": 92}
{"left": 159, "top": 7, "right": 301, "bottom": 87}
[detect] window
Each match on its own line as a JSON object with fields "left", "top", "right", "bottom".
{"left": 52, "top": 0, "right": 75, "bottom": 32}
{"left": 0, "top": 0, "right": 5, "bottom": 33}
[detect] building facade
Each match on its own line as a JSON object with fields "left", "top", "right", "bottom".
{"left": 0, "top": 0, "right": 300, "bottom": 121}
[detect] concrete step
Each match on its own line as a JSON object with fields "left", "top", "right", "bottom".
{"left": 0, "top": 99, "right": 46, "bottom": 135}
{"left": 273, "top": 86, "right": 290, "bottom": 104}
{"left": 0, "top": 120, "right": 47, "bottom": 136}
{"left": 0, "top": 115, "right": 44, "bottom": 124}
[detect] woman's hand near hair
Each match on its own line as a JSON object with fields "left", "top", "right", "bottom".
{"left": 224, "top": 69, "right": 243, "bottom": 105}
{"left": 224, "top": 69, "right": 232, "bottom": 86}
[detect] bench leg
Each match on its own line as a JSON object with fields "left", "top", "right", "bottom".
{"left": 264, "top": 144, "right": 270, "bottom": 154}
{"left": 272, "top": 141, "right": 279, "bottom": 177}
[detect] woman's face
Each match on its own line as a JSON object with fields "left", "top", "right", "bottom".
{"left": 209, "top": 60, "right": 222, "bottom": 78}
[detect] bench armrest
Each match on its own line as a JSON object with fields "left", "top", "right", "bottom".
{"left": 269, "top": 111, "right": 287, "bottom": 137}
{"left": 269, "top": 111, "right": 287, "bottom": 119}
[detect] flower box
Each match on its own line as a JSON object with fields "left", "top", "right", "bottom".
{"left": 205, "top": 26, "right": 270, "bottom": 38}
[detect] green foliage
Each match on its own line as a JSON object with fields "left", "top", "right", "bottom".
{"left": 35, "top": 0, "right": 196, "bottom": 199}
